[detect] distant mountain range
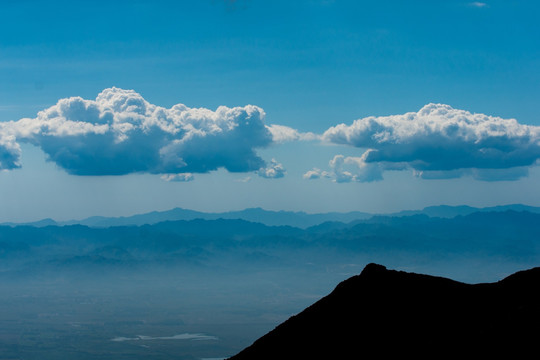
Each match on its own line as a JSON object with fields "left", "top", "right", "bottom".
{"left": 229, "top": 263, "right": 540, "bottom": 359}
{"left": 3, "top": 204, "right": 540, "bottom": 228}
{"left": 2, "top": 210, "right": 539, "bottom": 284}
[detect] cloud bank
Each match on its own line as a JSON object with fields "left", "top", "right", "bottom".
{"left": 1, "top": 88, "right": 288, "bottom": 179}
{"left": 2, "top": 95, "right": 539, "bottom": 183}
{"left": 320, "top": 103, "right": 540, "bottom": 181}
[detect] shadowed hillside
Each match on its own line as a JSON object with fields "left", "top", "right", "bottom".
{"left": 229, "top": 263, "right": 540, "bottom": 359}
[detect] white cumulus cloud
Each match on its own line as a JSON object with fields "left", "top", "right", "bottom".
{"left": 329, "top": 154, "right": 383, "bottom": 183}
{"left": 258, "top": 158, "right": 286, "bottom": 178}
{"left": 304, "top": 154, "right": 394, "bottom": 183}
{"left": 1, "top": 87, "right": 290, "bottom": 179}
{"left": 0, "top": 130, "right": 21, "bottom": 171}
{"left": 321, "top": 103, "right": 540, "bottom": 181}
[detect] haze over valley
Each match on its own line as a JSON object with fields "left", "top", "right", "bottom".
{"left": 1, "top": 206, "right": 539, "bottom": 359}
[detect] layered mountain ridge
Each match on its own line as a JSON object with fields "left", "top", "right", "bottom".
{"left": 4, "top": 203, "right": 540, "bottom": 229}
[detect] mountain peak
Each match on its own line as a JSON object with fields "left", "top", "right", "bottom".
{"left": 359, "top": 262, "right": 387, "bottom": 275}
{"left": 229, "top": 264, "right": 540, "bottom": 359}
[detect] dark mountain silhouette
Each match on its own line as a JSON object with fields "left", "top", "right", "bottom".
{"left": 229, "top": 263, "right": 540, "bottom": 359}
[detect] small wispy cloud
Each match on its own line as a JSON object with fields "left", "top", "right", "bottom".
{"left": 303, "top": 168, "right": 331, "bottom": 180}
{"left": 160, "top": 173, "right": 194, "bottom": 182}
{"left": 235, "top": 176, "right": 252, "bottom": 183}
{"left": 267, "top": 124, "right": 319, "bottom": 143}
{"left": 111, "top": 333, "right": 218, "bottom": 342}
{"left": 468, "top": 2, "right": 488, "bottom": 8}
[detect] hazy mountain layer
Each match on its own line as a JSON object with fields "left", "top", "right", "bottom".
{"left": 1, "top": 210, "right": 539, "bottom": 284}
{"left": 4, "top": 204, "right": 540, "bottom": 229}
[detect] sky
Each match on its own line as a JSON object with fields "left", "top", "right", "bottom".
{"left": 0, "top": 0, "right": 539, "bottom": 222}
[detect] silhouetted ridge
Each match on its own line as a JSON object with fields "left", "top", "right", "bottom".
{"left": 359, "top": 262, "right": 387, "bottom": 275}
{"left": 229, "top": 264, "right": 540, "bottom": 359}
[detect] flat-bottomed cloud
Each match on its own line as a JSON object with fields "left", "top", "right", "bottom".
{"left": 0, "top": 88, "right": 288, "bottom": 180}
{"left": 319, "top": 104, "right": 540, "bottom": 181}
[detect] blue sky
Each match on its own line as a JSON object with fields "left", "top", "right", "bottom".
{"left": 1, "top": 0, "right": 539, "bottom": 222}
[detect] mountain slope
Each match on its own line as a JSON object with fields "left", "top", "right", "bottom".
{"left": 229, "top": 263, "right": 540, "bottom": 359}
